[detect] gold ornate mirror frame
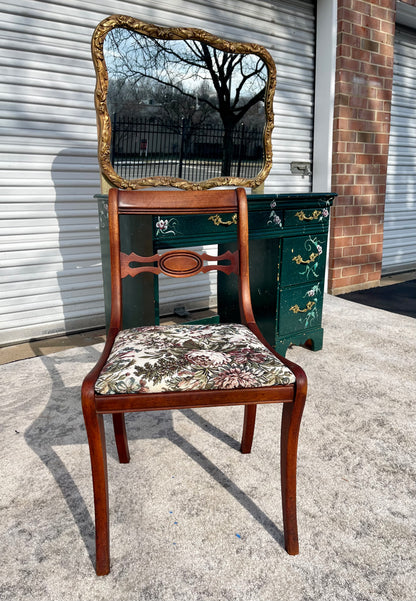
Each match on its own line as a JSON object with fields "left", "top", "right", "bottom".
{"left": 92, "top": 15, "right": 276, "bottom": 190}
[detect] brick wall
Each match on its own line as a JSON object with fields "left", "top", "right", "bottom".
{"left": 329, "top": 0, "right": 416, "bottom": 294}
{"left": 329, "top": 0, "right": 396, "bottom": 294}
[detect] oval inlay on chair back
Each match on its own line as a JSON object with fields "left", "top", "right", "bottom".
{"left": 159, "top": 250, "right": 204, "bottom": 277}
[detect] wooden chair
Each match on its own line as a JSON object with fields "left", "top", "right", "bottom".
{"left": 81, "top": 187, "right": 307, "bottom": 575}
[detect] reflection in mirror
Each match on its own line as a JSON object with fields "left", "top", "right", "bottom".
{"left": 93, "top": 16, "right": 276, "bottom": 189}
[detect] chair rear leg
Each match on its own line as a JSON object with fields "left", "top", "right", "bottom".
{"left": 280, "top": 395, "right": 306, "bottom": 555}
{"left": 241, "top": 404, "right": 257, "bottom": 454}
{"left": 83, "top": 407, "right": 110, "bottom": 575}
{"left": 112, "top": 413, "right": 130, "bottom": 463}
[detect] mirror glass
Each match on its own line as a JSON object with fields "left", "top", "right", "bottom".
{"left": 93, "top": 16, "right": 276, "bottom": 189}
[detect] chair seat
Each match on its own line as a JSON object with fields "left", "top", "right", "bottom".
{"left": 95, "top": 323, "right": 295, "bottom": 395}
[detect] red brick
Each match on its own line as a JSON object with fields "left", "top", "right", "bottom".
{"left": 342, "top": 265, "right": 361, "bottom": 277}
{"left": 371, "top": 5, "right": 393, "bottom": 21}
{"left": 337, "top": 81, "right": 353, "bottom": 95}
{"left": 337, "top": 174, "right": 356, "bottom": 185}
{"left": 381, "top": 20, "right": 395, "bottom": 34}
{"left": 338, "top": 7, "right": 357, "bottom": 22}
{"left": 371, "top": 30, "right": 393, "bottom": 45}
{"left": 343, "top": 185, "right": 364, "bottom": 196}
{"left": 337, "top": 43, "right": 352, "bottom": 58}
{"left": 351, "top": 23, "right": 371, "bottom": 38}
{"left": 344, "top": 225, "right": 363, "bottom": 236}
{"left": 370, "top": 52, "right": 392, "bottom": 67}
{"left": 332, "top": 246, "right": 344, "bottom": 259}
{"left": 343, "top": 245, "right": 358, "bottom": 257}
{"left": 334, "top": 235, "right": 354, "bottom": 248}
{"left": 364, "top": 143, "right": 383, "bottom": 154}
{"left": 353, "top": 234, "right": 370, "bottom": 245}
{"left": 351, "top": 253, "right": 369, "bottom": 265}
{"left": 330, "top": 267, "right": 343, "bottom": 280}
{"left": 377, "top": 0, "right": 395, "bottom": 8}
{"left": 333, "top": 274, "right": 368, "bottom": 289}
{"left": 370, "top": 233, "right": 384, "bottom": 243}
{"left": 332, "top": 224, "right": 349, "bottom": 238}
{"left": 334, "top": 117, "right": 351, "bottom": 130}
{"left": 352, "top": 0, "right": 371, "bottom": 15}
{"left": 367, "top": 271, "right": 381, "bottom": 282}
{"left": 360, "top": 262, "right": 377, "bottom": 274}
{"left": 361, "top": 185, "right": 379, "bottom": 195}
{"left": 355, "top": 175, "right": 374, "bottom": 185}
{"left": 376, "top": 110, "right": 391, "bottom": 123}
{"left": 344, "top": 205, "right": 363, "bottom": 216}
{"left": 361, "top": 15, "right": 381, "bottom": 31}
{"left": 361, "top": 243, "right": 383, "bottom": 255}
{"left": 346, "top": 142, "right": 365, "bottom": 153}
{"left": 337, "top": 152, "right": 357, "bottom": 163}
{"left": 361, "top": 224, "right": 377, "bottom": 234}
{"left": 338, "top": 56, "right": 361, "bottom": 71}
{"left": 352, "top": 47, "right": 370, "bottom": 62}
{"left": 356, "top": 154, "right": 374, "bottom": 164}
{"left": 345, "top": 163, "right": 365, "bottom": 174}
{"left": 368, "top": 251, "right": 384, "bottom": 263}
{"left": 349, "top": 95, "right": 369, "bottom": 109}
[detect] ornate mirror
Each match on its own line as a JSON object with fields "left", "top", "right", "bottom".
{"left": 92, "top": 15, "right": 276, "bottom": 190}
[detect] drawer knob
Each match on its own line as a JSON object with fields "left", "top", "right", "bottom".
{"left": 208, "top": 214, "right": 238, "bottom": 226}
{"left": 294, "top": 210, "right": 322, "bottom": 221}
{"left": 292, "top": 252, "right": 319, "bottom": 265}
{"left": 289, "top": 301, "right": 315, "bottom": 314}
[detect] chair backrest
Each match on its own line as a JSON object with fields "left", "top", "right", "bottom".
{"left": 107, "top": 187, "right": 254, "bottom": 330}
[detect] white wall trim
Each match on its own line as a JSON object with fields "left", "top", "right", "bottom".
{"left": 312, "top": 0, "right": 337, "bottom": 193}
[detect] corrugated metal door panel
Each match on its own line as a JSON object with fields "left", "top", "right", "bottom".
{"left": 0, "top": 0, "right": 314, "bottom": 344}
{"left": 383, "top": 25, "right": 416, "bottom": 274}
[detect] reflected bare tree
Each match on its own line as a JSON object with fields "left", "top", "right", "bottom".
{"left": 105, "top": 29, "right": 267, "bottom": 175}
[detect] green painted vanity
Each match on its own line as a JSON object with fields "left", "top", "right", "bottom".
{"left": 97, "top": 192, "right": 334, "bottom": 356}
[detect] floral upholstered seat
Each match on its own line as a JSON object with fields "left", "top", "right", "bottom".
{"left": 95, "top": 323, "right": 295, "bottom": 395}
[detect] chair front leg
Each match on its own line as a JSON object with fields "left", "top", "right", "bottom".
{"left": 280, "top": 395, "right": 306, "bottom": 555}
{"left": 112, "top": 413, "right": 130, "bottom": 464}
{"left": 241, "top": 404, "right": 257, "bottom": 454}
{"left": 83, "top": 406, "right": 110, "bottom": 575}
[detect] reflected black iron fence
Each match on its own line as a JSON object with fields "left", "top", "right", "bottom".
{"left": 110, "top": 115, "right": 264, "bottom": 180}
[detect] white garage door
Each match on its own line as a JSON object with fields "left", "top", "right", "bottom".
{"left": 0, "top": 0, "right": 315, "bottom": 345}
{"left": 382, "top": 25, "right": 416, "bottom": 274}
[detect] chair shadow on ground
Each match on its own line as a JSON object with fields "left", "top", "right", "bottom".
{"left": 24, "top": 343, "right": 284, "bottom": 568}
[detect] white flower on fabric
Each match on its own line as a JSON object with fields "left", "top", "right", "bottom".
{"left": 185, "top": 350, "right": 230, "bottom": 367}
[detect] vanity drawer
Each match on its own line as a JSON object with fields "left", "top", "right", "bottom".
{"left": 280, "top": 235, "right": 327, "bottom": 286}
{"left": 153, "top": 209, "right": 283, "bottom": 247}
{"left": 277, "top": 281, "right": 323, "bottom": 336}
{"left": 153, "top": 213, "right": 235, "bottom": 246}
{"left": 284, "top": 206, "right": 330, "bottom": 228}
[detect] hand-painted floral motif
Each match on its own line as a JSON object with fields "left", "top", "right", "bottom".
{"left": 296, "top": 236, "right": 325, "bottom": 279}
{"left": 303, "top": 283, "right": 321, "bottom": 328}
{"left": 95, "top": 323, "right": 295, "bottom": 394}
{"left": 267, "top": 201, "right": 283, "bottom": 228}
{"left": 155, "top": 216, "right": 179, "bottom": 236}
{"left": 317, "top": 207, "right": 330, "bottom": 222}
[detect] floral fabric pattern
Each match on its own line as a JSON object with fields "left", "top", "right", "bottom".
{"left": 95, "top": 323, "right": 295, "bottom": 395}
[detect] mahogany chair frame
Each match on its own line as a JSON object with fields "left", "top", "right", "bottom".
{"left": 81, "top": 187, "right": 307, "bottom": 575}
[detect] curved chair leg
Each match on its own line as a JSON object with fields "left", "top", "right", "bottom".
{"left": 241, "top": 404, "right": 257, "bottom": 454}
{"left": 280, "top": 395, "right": 306, "bottom": 555}
{"left": 112, "top": 413, "right": 130, "bottom": 464}
{"left": 83, "top": 407, "right": 110, "bottom": 575}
